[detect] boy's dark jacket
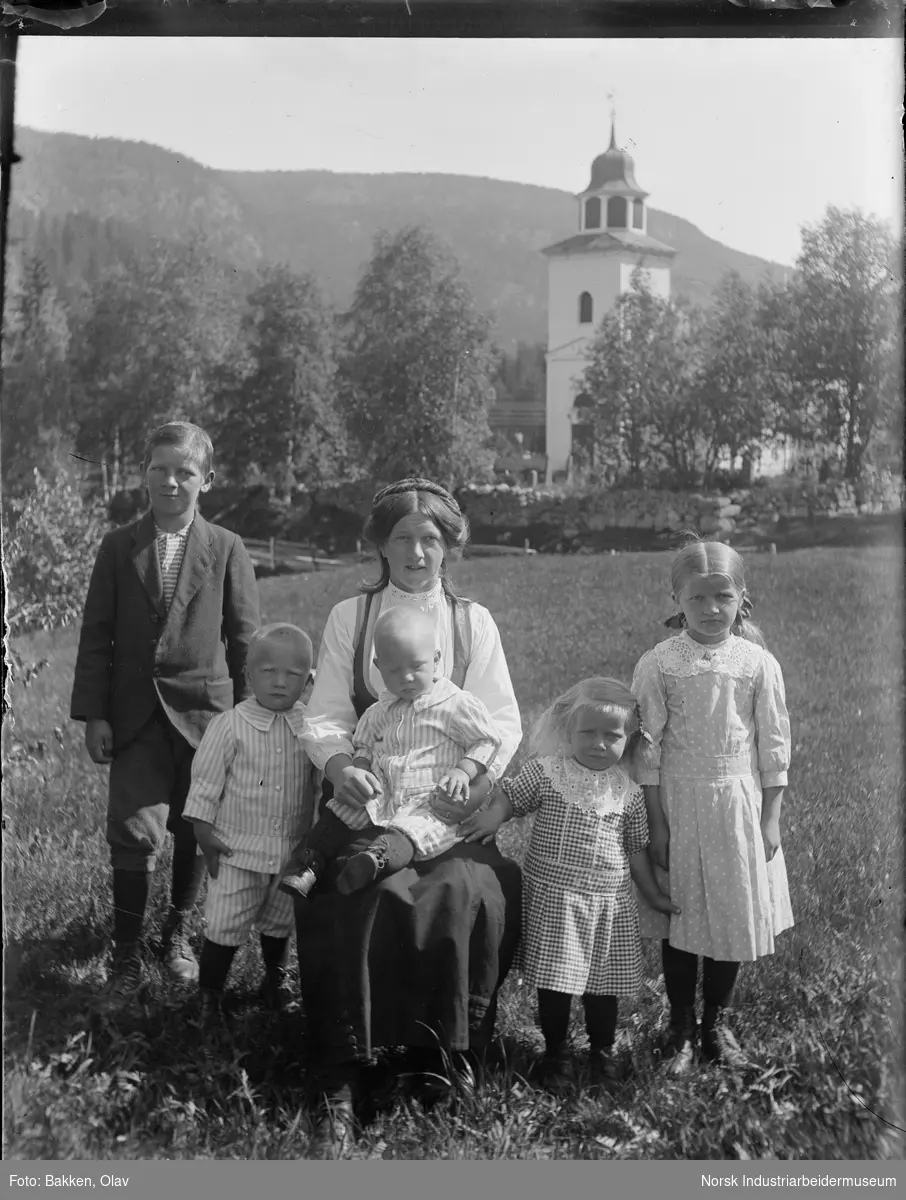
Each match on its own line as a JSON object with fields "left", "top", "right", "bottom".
{"left": 70, "top": 511, "right": 260, "bottom": 752}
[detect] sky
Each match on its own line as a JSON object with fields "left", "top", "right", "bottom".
{"left": 14, "top": 36, "right": 904, "bottom": 266}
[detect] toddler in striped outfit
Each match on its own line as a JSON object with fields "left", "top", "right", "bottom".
{"left": 280, "top": 606, "right": 501, "bottom": 899}
{"left": 184, "top": 623, "right": 317, "bottom": 1018}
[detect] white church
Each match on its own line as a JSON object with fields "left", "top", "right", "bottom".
{"left": 542, "top": 122, "right": 676, "bottom": 480}
{"left": 490, "top": 123, "right": 797, "bottom": 483}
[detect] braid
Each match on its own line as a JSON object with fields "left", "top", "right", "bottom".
{"left": 371, "top": 477, "right": 457, "bottom": 508}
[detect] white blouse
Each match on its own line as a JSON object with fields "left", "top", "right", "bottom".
{"left": 302, "top": 580, "right": 522, "bottom": 783}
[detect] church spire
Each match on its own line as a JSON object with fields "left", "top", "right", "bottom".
{"left": 608, "top": 93, "right": 617, "bottom": 150}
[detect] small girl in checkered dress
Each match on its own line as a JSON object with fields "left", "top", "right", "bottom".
{"left": 460, "top": 677, "right": 679, "bottom": 1091}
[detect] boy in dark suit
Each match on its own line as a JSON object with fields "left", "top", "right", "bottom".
{"left": 70, "top": 421, "right": 260, "bottom": 1004}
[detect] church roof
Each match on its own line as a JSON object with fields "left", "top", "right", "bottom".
{"left": 581, "top": 122, "right": 647, "bottom": 198}
{"left": 541, "top": 229, "right": 677, "bottom": 259}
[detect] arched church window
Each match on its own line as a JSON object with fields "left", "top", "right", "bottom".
{"left": 607, "top": 196, "right": 628, "bottom": 229}
{"left": 632, "top": 199, "right": 644, "bottom": 229}
{"left": 579, "top": 292, "right": 594, "bottom": 324}
{"left": 584, "top": 197, "right": 601, "bottom": 230}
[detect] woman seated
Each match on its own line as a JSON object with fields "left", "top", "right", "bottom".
{"left": 296, "top": 477, "right": 523, "bottom": 1157}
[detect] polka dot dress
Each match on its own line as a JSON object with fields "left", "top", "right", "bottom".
{"left": 502, "top": 757, "right": 649, "bottom": 996}
{"left": 632, "top": 633, "right": 794, "bottom": 962}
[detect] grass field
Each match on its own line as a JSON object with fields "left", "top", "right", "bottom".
{"left": 4, "top": 548, "right": 904, "bottom": 1160}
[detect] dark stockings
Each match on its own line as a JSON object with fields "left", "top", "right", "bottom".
{"left": 112, "top": 870, "right": 150, "bottom": 946}
{"left": 537, "top": 988, "right": 619, "bottom": 1052}
{"left": 662, "top": 940, "right": 740, "bottom": 1011}
{"left": 112, "top": 824, "right": 205, "bottom": 949}
{"left": 170, "top": 825, "right": 206, "bottom": 913}
{"left": 199, "top": 934, "right": 289, "bottom": 993}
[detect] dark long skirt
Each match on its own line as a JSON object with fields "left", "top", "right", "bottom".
{"left": 294, "top": 826, "right": 522, "bottom": 1068}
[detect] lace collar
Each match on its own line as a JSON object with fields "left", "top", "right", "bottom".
{"left": 539, "top": 756, "right": 635, "bottom": 815}
{"left": 654, "top": 633, "right": 763, "bottom": 680}
{"left": 384, "top": 579, "right": 444, "bottom": 613}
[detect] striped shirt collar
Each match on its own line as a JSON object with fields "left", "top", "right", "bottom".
{"left": 154, "top": 520, "right": 193, "bottom": 541}
{"left": 376, "top": 675, "right": 460, "bottom": 713}
{"left": 236, "top": 697, "right": 308, "bottom": 734}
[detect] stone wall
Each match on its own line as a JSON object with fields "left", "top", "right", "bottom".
{"left": 457, "top": 471, "right": 903, "bottom": 552}
{"left": 108, "top": 469, "right": 903, "bottom": 553}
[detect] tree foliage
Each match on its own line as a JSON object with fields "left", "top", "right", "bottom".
{"left": 340, "top": 226, "right": 496, "bottom": 488}
{"left": 3, "top": 463, "right": 109, "bottom": 638}
{"left": 696, "top": 271, "right": 785, "bottom": 480}
{"left": 212, "top": 265, "right": 345, "bottom": 495}
{"left": 771, "top": 207, "right": 901, "bottom": 480}
{"left": 1, "top": 253, "right": 74, "bottom": 494}
{"left": 581, "top": 273, "right": 705, "bottom": 486}
{"left": 580, "top": 208, "right": 901, "bottom": 486}
{"left": 68, "top": 237, "right": 244, "bottom": 493}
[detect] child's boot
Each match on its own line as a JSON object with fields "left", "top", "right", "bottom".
{"left": 536, "top": 1044, "right": 574, "bottom": 1095}
{"left": 102, "top": 869, "right": 149, "bottom": 1007}
{"left": 588, "top": 1045, "right": 621, "bottom": 1092}
{"left": 103, "top": 942, "right": 145, "bottom": 1008}
{"left": 160, "top": 907, "right": 200, "bottom": 984}
{"left": 197, "top": 986, "right": 228, "bottom": 1031}
{"left": 279, "top": 849, "right": 327, "bottom": 900}
{"left": 662, "top": 1007, "right": 697, "bottom": 1076}
{"left": 701, "top": 1004, "right": 748, "bottom": 1069}
{"left": 336, "top": 830, "right": 414, "bottom": 895}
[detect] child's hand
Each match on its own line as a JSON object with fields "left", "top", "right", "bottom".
{"left": 458, "top": 806, "right": 504, "bottom": 845}
{"left": 648, "top": 887, "right": 682, "bottom": 916}
{"left": 193, "top": 823, "right": 233, "bottom": 880}
{"left": 649, "top": 826, "right": 670, "bottom": 871}
{"left": 761, "top": 816, "right": 781, "bottom": 863}
{"left": 85, "top": 719, "right": 114, "bottom": 765}
{"left": 438, "top": 768, "right": 471, "bottom": 803}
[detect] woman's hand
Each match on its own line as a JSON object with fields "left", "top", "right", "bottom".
{"left": 332, "top": 765, "right": 383, "bottom": 808}
{"left": 458, "top": 807, "right": 504, "bottom": 844}
{"left": 458, "top": 794, "right": 511, "bottom": 845}
{"left": 192, "top": 821, "right": 232, "bottom": 880}
{"left": 430, "top": 785, "right": 484, "bottom": 826}
{"left": 761, "top": 815, "right": 781, "bottom": 863}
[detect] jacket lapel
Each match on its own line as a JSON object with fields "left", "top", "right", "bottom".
{"left": 130, "top": 512, "right": 166, "bottom": 618}
{"left": 166, "top": 513, "right": 214, "bottom": 624}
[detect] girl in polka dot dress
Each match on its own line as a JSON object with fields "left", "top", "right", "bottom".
{"left": 632, "top": 540, "right": 792, "bottom": 1074}
{"left": 460, "top": 677, "right": 679, "bottom": 1092}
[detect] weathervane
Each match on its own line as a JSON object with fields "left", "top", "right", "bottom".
{"left": 607, "top": 91, "right": 617, "bottom": 150}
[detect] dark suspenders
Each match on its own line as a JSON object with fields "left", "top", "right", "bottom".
{"left": 351, "top": 590, "right": 471, "bottom": 719}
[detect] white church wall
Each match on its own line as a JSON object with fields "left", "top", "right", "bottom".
{"left": 618, "top": 260, "right": 671, "bottom": 298}
{"left": 546, "top": 254, "right": 622, "bottom": 352}
{"left": 545, "top": 354, "right": 589, "bottom": 473}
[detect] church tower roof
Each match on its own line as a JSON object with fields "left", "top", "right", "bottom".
{"left": 582, "top": 119, "right": 648, "bottom": 198}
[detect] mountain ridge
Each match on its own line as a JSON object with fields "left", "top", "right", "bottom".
{"left": 9, "top": 126, "right": 788, "bottom": 347}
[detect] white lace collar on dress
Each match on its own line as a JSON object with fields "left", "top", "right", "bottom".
{"left": 539, "top": 755, "right": 635, "bottom": 815}
{"left": 655, "top": 633, "right": 762, "bottom": 679}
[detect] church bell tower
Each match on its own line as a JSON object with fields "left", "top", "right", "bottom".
{"left": 542, "top": 119, "right": 678, "bottom": 480}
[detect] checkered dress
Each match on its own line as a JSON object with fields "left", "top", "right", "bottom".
{"left": 503, "top": 756, "right": 649, "bottom": 996}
